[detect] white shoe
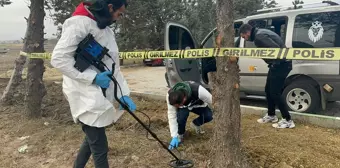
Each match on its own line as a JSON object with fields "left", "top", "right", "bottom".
{"left": 272, "top": 119, "right": 295, "bottom": 129}
{"left": 257, "top": 114, "right": 279, "bottom": 123}
{"left": 190, "top": 122, "right": 205, "bottom": 134}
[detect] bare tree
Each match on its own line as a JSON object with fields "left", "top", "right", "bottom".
{"left": 293, "top": 0, "right": 304, "bottom": 9}
{"left": 24, "top": 0, "right": 46, "bottom": 118}
{"left": 264, "top": 0, "right": 278, "bottom": 8}
{"left": 208, "top": 0, "right": 250, "bottom": 167}
{"left": 0, "top": 53, "right": 27, "bottom": 105}
{"left": 0, "top": 0, "right": 19, "bottom": 104}
{"left": 1, "top": 0, "right": 29, "bottom": 104}
{"left": 1, "top": 0, "right": 46, "bottom": 118}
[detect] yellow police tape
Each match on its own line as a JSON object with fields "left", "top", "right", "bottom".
{"left": 19, "top": 47, "right": 340, "bottom": 61}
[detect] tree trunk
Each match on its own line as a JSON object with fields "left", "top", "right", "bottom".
{"left": 24, "top": 0, "right": 46, "bottom": 118}
{"left": 209, "top": 0, "right": 250, "bottom": 167}
{"left": 0, "top": 55, "right": 27, "bottom": 105}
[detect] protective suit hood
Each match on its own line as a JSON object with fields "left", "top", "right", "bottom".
{"left": 72, "top": 2, "right": 114, "bottom": 29}
{"left": 72, "top": 2, "right": 96, "bottom": 20}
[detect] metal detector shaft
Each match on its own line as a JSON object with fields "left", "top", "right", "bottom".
{"left": 107, "top": 75, "right": 180, "bottom": 161}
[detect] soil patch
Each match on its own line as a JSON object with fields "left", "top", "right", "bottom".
{"left": 0, "top": 80, "right": 340, "bottom": 168}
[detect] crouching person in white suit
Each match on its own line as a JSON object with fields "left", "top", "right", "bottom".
{"left": 166, "top": 81, "right": 213, "bottom": 150}
{"left": 51, "top": 1, "right": 136, "bottom": 168}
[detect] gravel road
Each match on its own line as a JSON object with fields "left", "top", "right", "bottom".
{"left": 122, "top": 66, "right": 169, "bottom": 95}
{"left": 122, "top": 66, "right": 340, "bottom": 117}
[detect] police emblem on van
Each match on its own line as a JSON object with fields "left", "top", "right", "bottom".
{"left": 308, "top": 21, "right": 324, "bottom": 43}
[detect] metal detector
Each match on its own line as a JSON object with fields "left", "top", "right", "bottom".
{"left": 73, "top": 33, "right": 194, "bottom": 168}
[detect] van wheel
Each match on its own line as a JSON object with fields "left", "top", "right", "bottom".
{"left": 282, "top": 81, "right": 320, "bottom": 113}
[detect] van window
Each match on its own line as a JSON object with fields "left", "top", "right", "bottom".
{"left": 169, "top": 25, "right": 195, "bottom": 50}
{"left": 203, "top": 21, "right": 243, "bottom": 48}
{"left": 245, "top": 16, "right": 288, "bottom": 48}
{"left": 293, "top": 11, "right": 340, "bottom": 48}
{"left": 234, "top": 22, "right": 243, "bottom": 38}
{"left": 203, "top": 33, "right": 214, "bottom": 48}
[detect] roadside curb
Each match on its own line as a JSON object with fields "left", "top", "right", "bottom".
{"left": 131, "top": 91, "right": 340, "bottom": 129}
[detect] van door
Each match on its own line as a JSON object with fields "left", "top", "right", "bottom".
{"left": 164, "top": 22, "right": 201, "bottom": 86}
{"left": 200, "top": 29, "right": 216, "bottom": 84}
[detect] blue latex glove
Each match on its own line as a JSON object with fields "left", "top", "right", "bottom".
{"left": 94, "top": 71, "right": 112, "bottom": 88}
{"left": 168, "top": 137, "right": 180, "bottom": 150}
{"left": 119, "top": 96, "right": 136, "bottom": 112}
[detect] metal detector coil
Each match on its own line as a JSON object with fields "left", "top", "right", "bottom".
{"left": 169, "top": 159, "right": 194, "bottom": 168}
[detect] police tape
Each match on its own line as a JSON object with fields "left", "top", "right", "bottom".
{"left": 20, "top": 47, "right": 340, "bottom": 61}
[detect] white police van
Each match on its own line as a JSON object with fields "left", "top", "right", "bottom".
{"left": 164, "top": 1, "right": 340, "bottom": 113}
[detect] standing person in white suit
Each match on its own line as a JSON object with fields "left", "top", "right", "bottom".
{"left": 51, "top": 0, "right": 136, "bottom": 167}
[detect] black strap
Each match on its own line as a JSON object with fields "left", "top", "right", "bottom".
{"left": 101, "top": 88, "right": 107, "bottom": 97}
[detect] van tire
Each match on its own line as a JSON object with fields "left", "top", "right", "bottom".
{"left": 282, "top": 81, "right": 321, "bottom": 113}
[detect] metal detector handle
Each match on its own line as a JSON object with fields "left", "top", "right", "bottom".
{"left": 102, "top": 63, "right": 180, "bottom": 161}
{"left": 94, "top": 62, "right": 193, "bottom": 168}
{"left": 108, "top": 75, "right": 180, "bottom": 160}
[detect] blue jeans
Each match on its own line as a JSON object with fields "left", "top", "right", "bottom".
{"left": 176, "top": 106, "right": 213, "bottom": 135}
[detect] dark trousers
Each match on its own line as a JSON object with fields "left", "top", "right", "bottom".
{"left": 177, "top": 106, "right": 213, "bottom": 135}
{"left": 265, "top": 63, "right": 292, "bottom": 121}
{"left": 74, "top": 123, "right": 109, "bottom": 168}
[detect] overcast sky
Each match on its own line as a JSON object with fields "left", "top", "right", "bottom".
{"left": 0, "top": 0, "right": 337, "bottom": 40}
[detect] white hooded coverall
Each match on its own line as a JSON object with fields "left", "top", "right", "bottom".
{"left": 51, "top": 14, "right": 130, "bottom": 128}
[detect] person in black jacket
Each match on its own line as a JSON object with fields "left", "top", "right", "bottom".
{"left": 239, "top": 23, "right": 295, "bottom": 129}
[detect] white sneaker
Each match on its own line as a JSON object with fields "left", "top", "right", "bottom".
{"left": 257, "top": 114, "right": 279, "bottom": 123}
{"left": 272, "top": 119, "right": 295, "bottom": 129}
{"left": 190, "top": 122, "right": 205, "bottom": 134}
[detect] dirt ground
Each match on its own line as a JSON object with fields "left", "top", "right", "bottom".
{"left": 1, "top": 79, "right": 340, "bottom": 168}
{"left": 121, "top": 66, "right": 168, "bottom": 95}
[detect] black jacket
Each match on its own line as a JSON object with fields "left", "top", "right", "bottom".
{"left": 250, "top": 27, "right": 291, "bottom": 66}
{"left": 182, "top": 81, "right": 205, "bottom": 107}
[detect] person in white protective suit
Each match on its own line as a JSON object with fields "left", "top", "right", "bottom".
{"left": 166, "top": 81, "right": 213, "bottom": 150}
{"left": 50, "top": 0, "right": 136, "bottom": 167}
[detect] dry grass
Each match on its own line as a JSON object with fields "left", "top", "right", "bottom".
{"left": 0, "top": 80, "right": 340, "bottom": 168}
